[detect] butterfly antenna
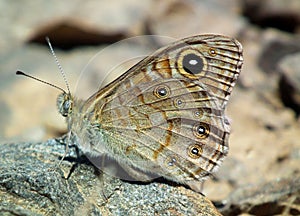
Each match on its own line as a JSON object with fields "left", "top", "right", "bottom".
{"left": 16, "top": 70, "right": 66, "bottom": 93}
{"left": 46, "top": 37, "right": 71, "bottom": 94}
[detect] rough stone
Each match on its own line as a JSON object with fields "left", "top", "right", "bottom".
{"left": 0, "top": 139, "right": 221, "bottom": 216}
{"left": 219, "top": 175, "right": 300, "bottom": 215}
{"left": 242, "top": 0, "right": 300, "bottom": 33}
{"left": 278, "top": 52, "right": 300, "bottom": 116}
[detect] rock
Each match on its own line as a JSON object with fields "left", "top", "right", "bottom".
{"left": 258, "top": 30, "right": 300, "bottom": 75}
{"left": 219, "top": 175, "right": 300, "bottom": 215}
{"left": 27, "top": 21, "right": 127, "bottom": 50}
{"left": 0, "top": 0, "right": 152, "bottom": 52}
{"left": 242, "top": 0, "right": 300, "bottom": 33}
{"left": 0, "top": 139, "right": 221, "bottom": 215}
{"left": 278, "top": 52, "right": 300, "bottom": 116}
{"left": 147, "top": 0, "right": 245, "bottom": 39}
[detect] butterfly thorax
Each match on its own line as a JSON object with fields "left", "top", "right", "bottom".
{"left": 57, "top": 92, "right": 109, "bottom": 156}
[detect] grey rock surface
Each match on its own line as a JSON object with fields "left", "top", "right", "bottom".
{"left": 0, "top": 139, "right": 221, "bottom": 216}
{"left": 220, "top": 175, "right": 300, "bottom": 215}
{"left": 279, "top": 52, "right": 300, "bottom": 116}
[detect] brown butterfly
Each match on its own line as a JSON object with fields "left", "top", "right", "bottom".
{"left": 17, "top": 34, "right": 243, "bottom": 192}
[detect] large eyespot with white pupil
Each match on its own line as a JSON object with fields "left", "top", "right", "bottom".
{"left": 154, "top": 85, "right": 170, "bottom": 98}
{"left": 187, "top": 144, "right": 203, "bottom": 159}
{"left": 176, "top": 49, "right": 207, "bottom": 79}
{"left": 183, "top": 53, "right": 203, "bottom": 74}
{"left": 193, "top": 122, "right": 210, "bottom": 139}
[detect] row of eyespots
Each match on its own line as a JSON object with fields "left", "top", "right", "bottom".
{"left": 153, "top": 84, "right": 210, "bottom": 162}
{"left": 153, "top": 49, "right": 213, "bottom": 163}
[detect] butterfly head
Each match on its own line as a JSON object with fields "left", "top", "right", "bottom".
{"left": 57, "top": 92, "right": 73, "bottom": 117}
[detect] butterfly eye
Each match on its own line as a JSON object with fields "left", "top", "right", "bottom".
{"left": 154, "top": 85, "right": 170, "bottom": 98}
{"left": 61, "top": 100, "right": 72, "bottom": 117}
{"left": 187, "top": 144, "right": 203, "bottom": 159}
{"left": 182, "top": 53, "right": 204, "bottom": 75}
{"left": 193, "top": 122, "right": 210, "bottom": 139}
{"left": 63, "top": 100, "right": 71, "bottom": 110}
{"left": 57, "top": 93, "right": 72, "bottom": 117}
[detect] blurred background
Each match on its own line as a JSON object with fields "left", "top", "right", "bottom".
{"left": 0, "top": 0, "right": 299, "bottom": 211}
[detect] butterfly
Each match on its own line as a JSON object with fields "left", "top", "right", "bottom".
{"left": 17, "top": 34, "right": 243, "bottom": 192}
